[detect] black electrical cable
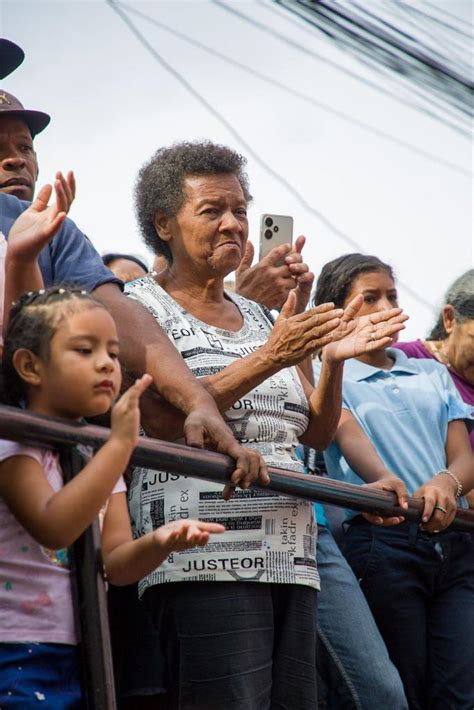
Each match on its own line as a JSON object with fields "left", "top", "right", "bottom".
{"left": 264, "top": 0, "right": 470, "bottom": 127}
{"left": 119, "top": 0, "right": 469, "bottom": 176}
{"left": 217, "top": 0, "right": 470, "bottom": 135}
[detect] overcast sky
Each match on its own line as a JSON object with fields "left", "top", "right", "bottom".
{"left": 2, "top": 0, "right": 472, "bottom": 338}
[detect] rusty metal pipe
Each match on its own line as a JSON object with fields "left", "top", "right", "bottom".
{"left": 1, "top": 405, "right": 472, "bottom": 531}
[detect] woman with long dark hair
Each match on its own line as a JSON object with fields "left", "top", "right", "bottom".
{"left": 313, "top": 253, "right": 474, "bottom": 709}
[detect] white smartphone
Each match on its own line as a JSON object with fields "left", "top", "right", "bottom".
{"left": 259, "top": 214, "right": 293, "bottom": 261}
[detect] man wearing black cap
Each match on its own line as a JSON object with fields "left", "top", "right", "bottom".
{"left": 0, "top": 37, "right": 47, "bottom": 201}
{"left": 0, "top": 38, "right": 24, "bottom": 80}
{"left": 0, "top": 90, "right": 49, "bottom": 201}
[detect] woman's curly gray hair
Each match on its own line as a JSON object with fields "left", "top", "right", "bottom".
{"left": 428, "top": 269, "right": 474, "bottom": 340}
{"left": 134, "top": 140, "right": 252, "bottom": 263}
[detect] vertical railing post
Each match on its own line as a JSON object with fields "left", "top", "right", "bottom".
{"left": 60, "top": 446, "right": 117, "bottom": 710}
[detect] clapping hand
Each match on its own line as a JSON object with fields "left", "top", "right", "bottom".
{"left": 324, "top": 294, "right": 409, "bottom": 363}
{"left": 264, "top": 291, "right": 343, "bottom": 367}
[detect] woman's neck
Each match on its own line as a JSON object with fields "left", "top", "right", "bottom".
{"left": 423, "top": 339, "right": 450, "bottom": 365}
{"left": 355, "top": 348, "right": 394, "bottom": 370}
{"left": 154, "top": 264, "right": 243, "bottom": 331}
{"left": 157, "top": 265, "right": 225, "bottom": 307}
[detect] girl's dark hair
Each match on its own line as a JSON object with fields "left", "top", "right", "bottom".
{"left": 2, "top": 286, "right": 104, "bottom": 406}
{"left": 134, "top": 140, "right": 252, "bottom": 264}
{"left": 313, "top": 253, "right": 395, "bottom": 308}
{"left": 428, "top": 269, "right": 474, "bottom": 340}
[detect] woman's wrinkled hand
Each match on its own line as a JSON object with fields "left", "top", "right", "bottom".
{"left": 413, "top": 473, "right": 458, "bottom": 533}
{"left": 324, "top": 294, "right": 409, "bottom": 363}
{"left": 183, "top": 409, "right": 270, "bottom": 501}
{"left": 222, "top": 447, "right": 270, "bottom": 501}
{"left": 361, "top": 475, "right": 409, "bottom": 526}
{"left": 235, "top": 236, "right": 313, "bottom": 312}
{"left": 263, "top": 291, "right": 343, "bottom": 367}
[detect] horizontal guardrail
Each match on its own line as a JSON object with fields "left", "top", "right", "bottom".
{"left": 1, "top": 405, "right": 472, "bottom": 531}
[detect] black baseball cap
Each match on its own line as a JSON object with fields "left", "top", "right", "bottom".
{"left": 0, "top": 90, "right": 50, "bottom": 136}
{"left": 102, "top": 253, "right": 149, "bottom": 273}
{"left": 0, "top": 39, "right": 24, "bottom": 79}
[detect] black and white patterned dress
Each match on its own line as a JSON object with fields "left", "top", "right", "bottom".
{"left": 125, "top": 276, "right": 318, "bottom": 594}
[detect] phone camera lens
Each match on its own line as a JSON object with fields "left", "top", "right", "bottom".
{"left": 264, "top": 229, "right": 273, "bottom": 239}
{"left": 273, "top": 225, "right": 279, "bottom": 232}
{"left": 265, "top": 217, "right": 273, "bottom": 227}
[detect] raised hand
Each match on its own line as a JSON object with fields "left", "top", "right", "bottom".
{"left": 324, "top": 294, "right": 408, "bottom": 362}
{"left": 263, "top": 291, "right": 343, "bottom": 367}
{"left": 235, "top": 237, "right": 312, "bottom": 311}
{"left": 153, "top": 519, "right": 225, "bottom": 553}
{"left": 284, "top": 236, "right": 314, "bottom": 314}
{"left": 110, "top": 374, "right": 152, "bottom": 448}
{"left": 7, "top": 171, "right": 76, "bottom": 261}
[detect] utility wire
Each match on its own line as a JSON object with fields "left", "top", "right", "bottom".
{"left": 215, "top": 0, "right": 470, "bottom": 136}
{"left": 307, "top": 0, "right": 471, "bottom": 88}
{"left": 119, "top": 1, "right": 469, "bottom": 176}
{"left": 261, "top": 0, "right": 469, "bottom": 121}
{"left": 273, "top": 0, "right": 472, "bottom": 117}
{"left": 387, "top": 2, "right": 469, "bottom": 67}
{"left": 106, "top": 0, "right": 437, "bottom": 313}
{"left": 418, "top": 0, "right": 473, "bottom": 36}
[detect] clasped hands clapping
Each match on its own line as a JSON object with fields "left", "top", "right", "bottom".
{"left": 261, "top": 284, "right": 408, "bottom": 367}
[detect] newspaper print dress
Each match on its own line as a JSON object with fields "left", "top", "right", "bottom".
{"left": 125, "top": 276, "right": 318, "bottom": 595}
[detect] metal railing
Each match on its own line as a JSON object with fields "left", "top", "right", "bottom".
{"left": 1, "top": 404, "right": 472, "bottom": 708}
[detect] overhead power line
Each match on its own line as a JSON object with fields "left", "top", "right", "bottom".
{"left": 214, "top": 0, "right": 471, "bottom": 136}
{"left": 418, "top": 0, "right": 473, "bottom": 35}
{"left": 262, "top": 0, "right": 471, "bottom": 131}
{"left": 106, "top": 0, "right": 437, "bottom": 313}
{"left": 119, "top": 1, "right": 469, "bottom": 177}
{"left": 272, "top": 1, "right": 473, "bottom": 119}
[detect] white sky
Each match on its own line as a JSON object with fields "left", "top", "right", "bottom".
{"left": 2, "top": 0, "right": 473, "bottom": 339}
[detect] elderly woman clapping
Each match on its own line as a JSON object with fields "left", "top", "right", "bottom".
{"left": 125, "top": 141, "right": 407, "bottom": 710}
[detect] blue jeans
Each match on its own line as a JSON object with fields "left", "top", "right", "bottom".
{"left": 0, "top": 642, "right": 82, "bottom": 709}
{"left": 316, "top": 525, "right": 408, "bottom": 709}
{"left": 343, "top": 518, "right": 474, "bottom": 710}
{"left": 144, "top": 581, "right": 318, "bottom": 710}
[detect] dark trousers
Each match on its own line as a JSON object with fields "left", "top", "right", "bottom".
{"left": 343, "top": 518, "right": 474, "bottom": 710}
{"left": 144, "top": 581, "right": 318, "bottom": 710}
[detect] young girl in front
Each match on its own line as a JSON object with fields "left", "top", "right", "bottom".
{"left": 0, "top": 286, "right": 224, "bottom": 708}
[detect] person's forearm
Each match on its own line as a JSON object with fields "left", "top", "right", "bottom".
{"left": 444, "top": 420, "right": 474, "bottom": 495}
{"left": 38, "top": 437, "right": 133, "bottom": 548}
{"left": 446, "top": 454, "right": 474, "bottom": 495}
{"left": 140, "top": 345, "right": 283, "bottom": 438}
{"left": 94, "top": 284, "right": 220, "bottom": 415}
{"left": 4, "top": 257, "right": 43, "bottom": 331}
{"left": 299, "top": 353, "right": 344, "bottom": 450}
{"left": 334, "top": 414, "right": 393, "bottom": 483}
{"left": 298, "top": 356, "right": 315, "bottom": 386}
{"left": 104, "top": 532, "right": 169, "bottom": 586}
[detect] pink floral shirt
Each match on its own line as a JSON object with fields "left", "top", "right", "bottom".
{"left": 0, "top": 440, "right": 125, "bottom": 645}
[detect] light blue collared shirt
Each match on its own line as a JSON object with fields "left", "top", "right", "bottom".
{"left": 314, "top": 349, "right": 474, "bottom": 502}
